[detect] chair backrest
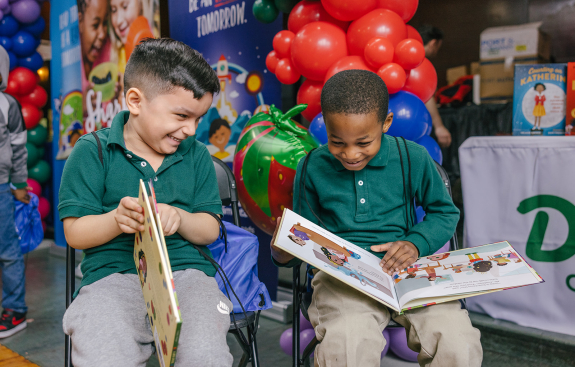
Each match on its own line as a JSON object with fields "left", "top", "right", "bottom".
{"left": 211, "top": 156, "right": 241, "bottom": 226}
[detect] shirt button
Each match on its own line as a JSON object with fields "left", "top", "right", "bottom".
{"left": 358, "top": 180, "right": 364, "bottom": 186}
{"left": 360, "top": 198, "right": 366, "bottom": 204}
{"left": 141, "top": 162, "right": 147, "bottom": 167}
{"left": 154, "top": 177, "right": 158, "bottom": 182}
{"left": 126, "top": 154, "right": 132, "bottom": 158}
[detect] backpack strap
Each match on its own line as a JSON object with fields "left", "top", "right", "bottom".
{"left": 91, "top": 131, "right": 104, "bottom": 166}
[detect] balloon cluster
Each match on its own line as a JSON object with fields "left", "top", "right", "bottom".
{"left": 26, "top": 122, "right": 50, "bottom": 228}
{"left": 253, "top": 0, "right": 298, "bottom": 24}
{"left": 0, "top": 0, "right": 45, "bottom": 72}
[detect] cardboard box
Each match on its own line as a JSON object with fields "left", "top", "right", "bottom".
{"left": 446, "top": 65, "right": 469, "bottom": 85}
{"left": 480, "top": 57, "right": 540, "bottom": 102}
{"left": 480, "top": 22, "right": 550, "bottom": 61}
{"left": 566, "top": 62, "right": 575, "bottom": 135}
{"left": 470, "top": 62, "right": 480, "bottom": 75}
{"left": 512, "top": 63, "right": 567, "bottom": 136}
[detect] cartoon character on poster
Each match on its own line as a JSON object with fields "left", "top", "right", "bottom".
{"left": 55, "top": 91, "right": 84, "bottom": 159}
{"left": 198, "top": 55, "right": 267, "bottom": 163}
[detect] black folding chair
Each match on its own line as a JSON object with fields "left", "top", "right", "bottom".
{"left": 64, "top": 157, "right": 260, "bottom": 367}
{"left": 291, "top": 162, "right": 463, "bottom": 366}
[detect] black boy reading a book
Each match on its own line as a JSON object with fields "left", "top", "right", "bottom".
{"left": 270, "top": 70, "right": 482, "bottom": 367}
{"left": 58, "top": 39, "right": 234, "bottom": 366}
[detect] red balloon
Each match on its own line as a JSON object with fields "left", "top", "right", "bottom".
{"left": 266, "top": 50, "right": 281, "bottom": 74}
{"left": 276, "top": 58, "right": 301, "bottom": 85}
{"left": 406, "top": 25, "right": 423, "bottom": 44}
{"left": 288, "top": 1, "right": 349, "bottom": 34}
{"left": 377, "top": 63, "right": 406, "bottom": 94}
{"left": 9, "top": 67, "right": 37, "bottom": 96}
{"left": 38, "top": 196, "right": 50, "bottom": 219}
{"left": 5, "top": 78, "right": 20, "bottom": 96}
{"left": 20, "top": 85, "right": 48, "bottom": 108}
{"left": 403, "top": 58, "right": 437, "bottom": 102}
{"left": 273, "top": 30, "right": 295, "bottom": 59}
{"left": 20, "top": 102, "right": 41, "bottom": 129}
{"left": 393, "top": 39, "right": 425, "bottom": 70}
{"left": 321, "top": 0, "right": 376, "bottom": 22}
{"left": 291, "top": 22, "right": 348, "bottom": 81}
{"left": 324, "top": 55, "right": 373, "bottom": 84}
{"left": 376, "top": 0, "right": 419, "bottom": 23}
{"left": 27, "top": 178, "right": 41, "bottom": 197}
{"left": 347, "top": 9, "right": 407, "bottom": 56}
{"left": 297, "top": 79, "right": 323, "bottom": 122}
{"left": 364, "top": 37, "right": 394, "bottom": 69}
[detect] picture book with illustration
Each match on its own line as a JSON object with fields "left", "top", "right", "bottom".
{"left": 274, "top": 209, "right": 544, "bottom": 313}
{"left": 135, "top": 179, "right": 182, "bottom": 367}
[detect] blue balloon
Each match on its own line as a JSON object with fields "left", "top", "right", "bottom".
{"left": 416, "top": 135, "right": 442, "bottom": 165}
{"left": 387, "top": 90, "right": 431, "bottom": 142}
{"left": 0, "top": 15, "right": 19, "bottom": 38}
{"left": 11, "top": 30, "right": 36, "bottom": 57}
{"left": 21, "top": 17, "right": 45, "bottom": 37}
{"left": 0, "top": 36, "right": 12, "bottom": 50}
{"left": 308, "top": 112, "right": 327, "bottom": 145}
{"left": 18, "top": 51, "right": 42, "bottom": 71}
{"left": 7, "top": 50, "right": 17, "bottom": 70}
{"left": 426, "top": 124, "right": 432, "bottom": 136}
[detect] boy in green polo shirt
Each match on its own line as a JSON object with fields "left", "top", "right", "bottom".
{"left": 59, "top": 39, "right": 233, "bottom": 366}
{"left": 271, "top": 70, "right": 482, "bottom": 367}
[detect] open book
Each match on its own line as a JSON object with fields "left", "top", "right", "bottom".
{"left": 274, "top": 209, "right": 544, "bottom": 313}
{"left": 134, "top": 179, "right": 182, "bottom": 367}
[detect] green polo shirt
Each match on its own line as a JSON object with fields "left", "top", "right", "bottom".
{"left": 58, "top": 111, "right": 222, "bottom": 295}
{"left": 276, "top": 134, "right": 459, "bottom": 267}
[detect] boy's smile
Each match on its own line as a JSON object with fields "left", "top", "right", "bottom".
{"left": 324, "top": 111, "right": 393, "bottom": 171}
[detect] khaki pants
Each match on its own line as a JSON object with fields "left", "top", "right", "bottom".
{"left": 308, "top": 271, "right": 482, "bottom": 367}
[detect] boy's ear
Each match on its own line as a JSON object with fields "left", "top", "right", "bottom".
{"left": 125, "top": 87, "right": 144, "bottom": 116}
{"left": 382, "top": 112, "right": 393, "bottom": 133}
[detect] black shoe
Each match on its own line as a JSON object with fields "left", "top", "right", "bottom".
{"left": 0, "top": 309, "right": 27, "bottom": 338}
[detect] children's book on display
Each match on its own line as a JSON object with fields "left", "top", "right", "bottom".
{"left": 135, "top": 179, "right": 182, "bottom": 367}
{"left": 274, "top": 209, "right": 544, "bottom": 313}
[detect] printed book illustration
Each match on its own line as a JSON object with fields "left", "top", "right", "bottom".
{"left": 135, "top": 179, "right": 182, "bottom": 367}
{"left": 274, "top": 209, "right": 544, "bottom": 313}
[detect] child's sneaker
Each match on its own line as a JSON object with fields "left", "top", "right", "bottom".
{"left": 0, "top": 309, "right": 27, "bottom": 338}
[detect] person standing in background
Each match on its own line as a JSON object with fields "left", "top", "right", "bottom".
{"left": 418, "top": 25, "right": 452, "bottom": 148}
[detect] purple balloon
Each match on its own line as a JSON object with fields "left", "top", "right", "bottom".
{"left": 0, "top": 0, "right": 7, "bottom": 10}
{"left": 381, "top": 329, "right": 390, "bottom": 359}
{"left": 11, "top": 0, "right": 40, "bottom": 24}
{"left": 388, "top": 328, "right": 419, "bottom": 362}
{"left": 279, "top": 328, "right": 293, "bottom": 356}
{"left": 299, "top": 311, "right": 313, "bottom": 331}
{"left": 299, "top": 329, "right": 316, "bottom": 358}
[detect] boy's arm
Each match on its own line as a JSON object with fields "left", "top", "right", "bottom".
{"left": 7, "top": 99, "right": 27, "bottom": 189}
{"left": 405, "top": 153, "right": 460, "bottom": 257}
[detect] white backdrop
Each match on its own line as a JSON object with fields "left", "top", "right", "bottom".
{"left": 459, "top": 136, "right": 575, "bottom": 336}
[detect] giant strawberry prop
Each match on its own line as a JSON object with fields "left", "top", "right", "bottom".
{"left": 234, "top": 104, "right": 319, "bottom": 235}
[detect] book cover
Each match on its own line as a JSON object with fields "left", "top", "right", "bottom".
{"left": 566, "top": 62, "right": 575, "bottom": 135}
{"left": 274, "top": 209, "right": 543, "bottom": 312}
{"left": 135, "top": 179, "right": 182, "bottom": 367}
{"left": 512, "top": 63, "right": 567, "bottom": 136}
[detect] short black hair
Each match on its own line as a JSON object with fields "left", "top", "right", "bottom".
{"left": 418, "top": 25, "right": 444, "bottom": 46}
{"left": 124, "top": 38, "right": 220, "bottom": 100}
{"left": 534, "top": 83, "right": 546, "bottom": 91}
{"left": 321, "top": 70, "right": 389, "bottom": 124}
{"left": 209, "top": 118, "right": 231, "bottom": 138}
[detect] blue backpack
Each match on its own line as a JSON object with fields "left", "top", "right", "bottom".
{"left": 14, "top": 193, "right": 44, "bottom": 254}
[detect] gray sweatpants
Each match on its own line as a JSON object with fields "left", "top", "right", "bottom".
{"left": 63, "top": 269, "right": 234, "bottom": 367}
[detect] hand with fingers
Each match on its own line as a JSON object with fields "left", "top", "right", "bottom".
{"left": 115, "top": 197, "right": 145, "bottom": 234}
{"left": 371, "top": 241, "right": 419, "bottom": 276}
{"left": 156, "top": 203, "right": 182, "bottom": 236}
{"left": 270, "top": 216, "right": 295, "bottom": 264}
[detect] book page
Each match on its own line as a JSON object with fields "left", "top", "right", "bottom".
{"left": 274, "top": 209, "right": 400, "bottom": 311}
{"left": 394, "top": 241, "right": 544, "bottom": 311}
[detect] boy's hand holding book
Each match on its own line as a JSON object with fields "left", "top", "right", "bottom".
{"left": 115, "top": 196, "right": 145, "bottom": 233}
{"left": 270, "top": 216, "right": 295, "bottom": 264}
{"left": 371, "top": 241, "right": 419, "bottom": 275}
{"left": 157, "top": 203, "right": 181, "bottom": 236}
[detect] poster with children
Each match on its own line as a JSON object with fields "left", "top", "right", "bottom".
{"left": 275, "top": 209, "right": 544, "bottom": 312}
{"left": 168, "top": 0, "right": 282, "bottom": 163}
{"left": 512, "top": 63, "right": 567, "bottom": 136}
{"left": 135, "top": 179, "right": 181, "bottom": 367}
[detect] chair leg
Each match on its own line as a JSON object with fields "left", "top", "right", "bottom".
{"left": 249, "top": 327, "right": 260, "bottom": 367}
{"left": 65, "top": 245, "right": 75, "bottom": 367}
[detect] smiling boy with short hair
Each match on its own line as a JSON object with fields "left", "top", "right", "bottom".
{"left": 59, "top": 38, "right": 233, "bottom": 366}
{"left": 271, "top": 70, "right": 482, "bottom": 367}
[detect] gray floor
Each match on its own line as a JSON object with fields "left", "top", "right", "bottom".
{"left": 0, "top": 245, "right": 416, "bottom": 367}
